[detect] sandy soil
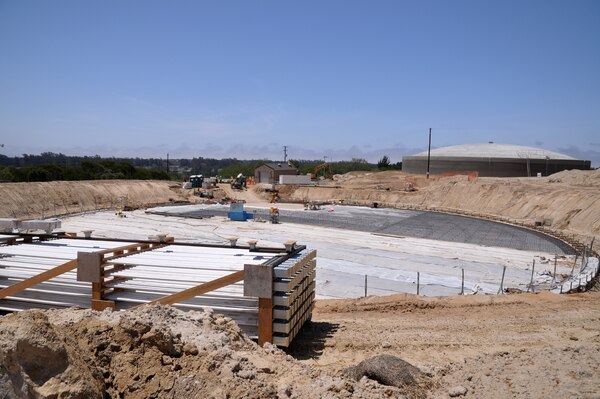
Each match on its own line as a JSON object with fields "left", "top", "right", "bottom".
{"left": 0, "top": 180, "right": 199, "bottom": 220}
{"left": 291, "top": 291, "right": 600, "bottom": 398}
{"left": 0, "top": 305, "right": 404, "bottom": 399}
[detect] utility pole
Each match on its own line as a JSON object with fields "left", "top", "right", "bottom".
{"left": 283, "top": 146, "right": 288, "bottom": 163}
{"left": 166, "top": 153, "right": 169, "bottom": 173}
{"left": 426, "top": 128, "right": 432, "bottom": 179}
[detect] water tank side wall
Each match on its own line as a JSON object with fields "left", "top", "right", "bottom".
{"left": 402, "top": 157, "right": 591, "bottom": 177}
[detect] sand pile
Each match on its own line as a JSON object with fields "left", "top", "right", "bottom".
{"left": 0, "top": 305, "right": 407, "bottom": 398}
{"left": 0, "top": 180, "right": 197, "bottom": 220}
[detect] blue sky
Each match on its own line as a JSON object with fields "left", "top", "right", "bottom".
{"left": 1, "top": 0, "right": 599, "bottom": 165}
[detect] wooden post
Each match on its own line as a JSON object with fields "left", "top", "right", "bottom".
{"left": 364, "top": 274, "right": 367, "bottom": 298}
{"left": 243, "top": 263, "right": 274, "bottom": 345}
{"left": 258, "top": 297, "right": 273, "bottom": 346}
{"left": 460, "top": 268, "right": 464, "bottom": 295}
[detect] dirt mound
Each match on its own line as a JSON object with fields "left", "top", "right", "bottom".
{"left": 0, "top": 305, "right": 401, "bottom": 398}
{"left": 0, "top": 180, "right": 199, "bottom": 220}
{"left": 548, "top": 169, "right": 600, "bottom": 186}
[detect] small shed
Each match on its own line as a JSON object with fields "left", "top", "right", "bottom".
{"left": 255, "top": 162, "right": 298, "bottom": 184}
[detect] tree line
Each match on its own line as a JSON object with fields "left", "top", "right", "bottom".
{"left": 0, "top": 153, "right": 401, "bottom": 183}
{"left": 0, "top": 159, "right": 172, "bottom": 182}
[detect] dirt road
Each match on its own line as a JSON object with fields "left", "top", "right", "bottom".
{"left": 290, "top": 290, "right": 600, "bottom": 398}
{"left": 219, "top": 183, "right": 268, "bottom": 205}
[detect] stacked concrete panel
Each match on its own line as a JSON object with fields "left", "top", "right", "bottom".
{"left": 271, "top": 250, "right": 316, "bottom": 347}
{"left": 0, "top": 219, "right": 61, "bottom": 234}
{"left": 0, "top": 235, "right": 315, "bottom": 347}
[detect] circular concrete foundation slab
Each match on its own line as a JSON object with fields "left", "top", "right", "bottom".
{"left": 158, "top": 205, "right": 574, "bottom": 255}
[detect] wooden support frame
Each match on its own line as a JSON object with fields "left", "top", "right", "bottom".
{"left": 81, "top": 240, "right": 171, "bottom": 311}
{"left": 0, "top": 259, "right": 78, "bottom": 300}
{"left": 0, "top": 234, "right": 315, "bottom": 347}
{"left": 92, "top": 299, "right": 116, "bottom": 311}
{"left": 138, "top": 270, "right": 245, "bottom": 307}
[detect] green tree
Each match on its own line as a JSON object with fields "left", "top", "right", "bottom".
{"left": 0, "top": 167, "right": 14, "bottom": 182}
{"left": 377, "top": 155, "right": 391, "bottom": 169}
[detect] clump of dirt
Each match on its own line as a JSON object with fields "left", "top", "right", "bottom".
{"left": 344, "top": 354, "right": 434, "bottom": 399}
{"left": 0, "top": 310, "right": 103, "bottom": 398}
{"left": 0, "top": 305, "right": 402, "bottom": 398}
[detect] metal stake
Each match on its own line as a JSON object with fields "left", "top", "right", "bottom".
{"left": 416, "top": 272, "right": 420, "bottom": 296}
{"left": 552, "top": 255, "right": 557, "bottom": 286}
{"left": 528, "top": 260, "right": 535, "bottom": 293}
{"left": 498, "top": 265, "right": 507, "bottom": 294}
{"left": 426, "top": 128, "right": 432, "bottom": 179}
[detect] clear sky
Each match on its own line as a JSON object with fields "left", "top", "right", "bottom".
{"left": 1, "top": 0, "right": 599, "bottom": 165}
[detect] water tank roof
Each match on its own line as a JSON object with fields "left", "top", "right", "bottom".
{"left": 412, "top": 143, "right": 575, "bottom": 160}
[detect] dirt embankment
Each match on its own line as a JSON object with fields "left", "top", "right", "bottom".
{"left": 0, "top": 306, "right": 401, "bottom": 399}
{"left": 0, "top": 180, "right": 198, "bottom": 220}
{"left": 278, "top": 170, "right": 600, "bottom": 245}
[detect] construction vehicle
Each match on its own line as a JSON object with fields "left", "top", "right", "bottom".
{"left": 190, "top": 175, "right": 204, "bottom": 188}
{"left": 230, "top": 174, "right": 247, "bottom": 190}
{"left": 311, "top": 163, "right": 333, "bottom": 180}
